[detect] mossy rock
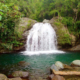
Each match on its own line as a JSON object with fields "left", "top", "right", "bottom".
{"left": 14, "top": 17, "right": 37, "bottom": 39}
{"left": 49, "top": 17, "right": 76, "bottom": 48}
{"left": 0, "top": 18, "right": 37, "bottom": 53}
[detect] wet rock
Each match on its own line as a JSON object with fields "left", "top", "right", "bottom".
{"left": 0, "top": 74, "right": 8, "bottom": 80}
{"left": 70, "top": 60, "right": 80, "bottom": 67}
{"left": 51, "top": 62, "right": 73, "bottom": 73}
{"left": 50, "top": 64, "right": 59, "bottom": 74}
{"left": 51, "top": 64, "right": 59, "bottom": 71}
{"left": 9, "top": 77, "right": 22, "bottom": 80}
{"left": 11, "top": 71, "right": 29, "bottom": 79}
{"left": 55, "top": 61, "right": 64, "bottom": 70}
{"left": 18, "top": 61, "right": 30, "bottom": 67}
{"left": 48, "top": 74, "right": 65, "bottom": 80}
{"left": 43, "top": 19, "right": 49, "bottom": 23}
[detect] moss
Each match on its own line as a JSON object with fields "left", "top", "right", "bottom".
{"left": 0, "top": 43, "right": 13, "bottom": 50}
{"left": 54, "top": 22, "right": 62, "bottom": 28}
{"left": 14, "top": 26, "right": 23, "bottom": 39}
{"left": 54, "top": 20, "right": 71, "bottom": 45}
{"left": 14, "top": 19, "right": 32, "bottom": 39}
{"left": 57, "top": 30, "right": 71, "bottom": 45}
{"left": 27, "top": 20, "right": 32, "bottom": 30}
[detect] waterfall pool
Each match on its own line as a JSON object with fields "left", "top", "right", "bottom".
{"left": 0, "top": 52, "right": 80, "bottom": 79}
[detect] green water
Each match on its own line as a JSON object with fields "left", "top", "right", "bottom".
{"left": 0, "top": 52, "right": 80, "bottom": 76}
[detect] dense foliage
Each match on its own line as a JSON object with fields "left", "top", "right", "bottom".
{"left": 4, "top": 0, "right": 80, "bottom": 34}
{"left": 0, "top": 0, "right": 80, "bottom": 50}
{"left": 0, "top": 1, "right": 22, "bottom": 50}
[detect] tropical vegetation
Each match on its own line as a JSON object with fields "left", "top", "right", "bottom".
{"left": 0, "top": 0, "right": 80, "bottom": 51}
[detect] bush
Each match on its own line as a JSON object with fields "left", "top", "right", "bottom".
{"left": 0, "top": 2, "right": 21, "bottom": 41}
{"left": 0, "top": 2, "right": 22, "bottom": 50}
{"left": 61, "top": 17, "right": 74, "bottom": 26}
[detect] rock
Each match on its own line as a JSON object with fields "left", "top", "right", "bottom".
{"left": 12, "top": 18, "right": 37, "bottom": 52}
{"left": 49, "top": 17, "right": 76, "bottom": 49}
{"left": 70, "top": 34, "right": 76, "bottom": 46}
{"left": 50, "top": 64, "right": 59, "bottom": 74}
{"left": 11, "top": 71, "right": 29, "bottom": 79}
{"left": 17, "top": 17, "right": 37, "bottom": 39}
{"left": 51, "top": 64, "right": 59, "bottom": 71}
{"left": 43, "top": 19, "right": 49, "bottom": 23}
{"left": 9, "top": 77, "right": 22, "bottom": 80}
{"left": 48, "top": 74, "right": 54, "bottom": 80}
{"left": 18, "top": 61, "right": 30, "bottom": 67}
{"left": 70, "top": 45, "right": 80, "bottom": 51}
{"left": 55, "top": 61, "right": 64, "bottom": 70}
{"left": 63, "top": 64, "right": 73, "bottom": 70}
{"left": 54, "top": 61, "right": 72, "bottom": 70}
{"left": 0, "top": 17, "right": 37, "bottom": 53}
{"left": 0, "top": 74, "right": 8, "bottom": 80}
{"left": 52, "top": 75, "right": 65, "bottom": 80}
{"left": 70, "top": 60, "right": 80, "bottom": 67}
{"left": 48, "top": 74, "right": 65, "bottom": 80}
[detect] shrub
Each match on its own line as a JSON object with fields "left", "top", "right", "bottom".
{"left": 0, "top": 2, "right": 21, "bottom": 41}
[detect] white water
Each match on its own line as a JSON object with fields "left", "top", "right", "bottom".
{"left": 23, "top": 23, "right": 64, "bottom": 55}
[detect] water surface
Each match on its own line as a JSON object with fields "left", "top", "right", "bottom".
{"left": 0, "top": 52, "right": 80, "bottom": 78}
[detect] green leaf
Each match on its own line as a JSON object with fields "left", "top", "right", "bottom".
{"left": 0, "top": 15, "right": 2, "bottom": 21}
{"left": 0, "top": 12, "right": 3, "bottom": 15}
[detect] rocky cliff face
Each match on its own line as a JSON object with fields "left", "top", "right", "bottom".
{"left": 0, "top": 18, "right": 37, "bottom": 53}
{"left": 0, "top": 17, "right": 79, "bottom": 53}
{"left": 13, "top": 18, "right": 37, "bottom": 52}
{"left": 49, "top": 17, "right": 76, "bottom": 50}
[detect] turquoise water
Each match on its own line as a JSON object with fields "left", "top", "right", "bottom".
{"left": 0, "top": 52, "right": 80, "bottom": 75}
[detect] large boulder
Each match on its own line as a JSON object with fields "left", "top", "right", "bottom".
{"left": 70, "top": 45, "right": 80, "bottom": 51}
{"left": 0, "top": 74, "right": 8, "bottom": 80}
{"left": 55, "top": 61, "right": 64, "bottom": 70}
{"left": 50, "top": 63, "right": 72, "bottom": 74}
{"left": 54, "top": 61, "right": 73, "bottom": 70}
{"left": 50, "top": 64, "right": 59, "bottom": 74}
{"left": 13, "top": 18, "right": 37, "bottom": 51}
{"left": 70, "top": 60, "right": 80, "bottom": 67}
{"left": 0, "top": 17, "right": 37, "bottom": 53}
{"left": 49, "top": 17, "right": 76, "bottom": 49}
{"left": 15, "top": 17, "right": 37, "bottom": 39}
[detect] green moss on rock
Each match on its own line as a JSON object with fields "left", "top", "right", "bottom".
{"left": 50, "top": 18, "right": 72, "bottom": 47}
{"left": 14, "top": 18, "right": 37, "bottom": 38}
{"left": 54, "top": 21, "right": 71, "bottom": 45}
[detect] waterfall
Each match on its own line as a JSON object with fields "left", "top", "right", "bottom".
{"left": 26, "top": 23, "right": 57, "bottom": 51}
{"left": 23, "top": 23, "right": 64, "bottom": 55}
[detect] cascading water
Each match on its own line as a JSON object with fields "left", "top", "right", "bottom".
{"left": 27, "top": 23, "right": 57, "bottom": 51}
{"left": 23, "top": 23, "right": 64, "bottom": 55}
